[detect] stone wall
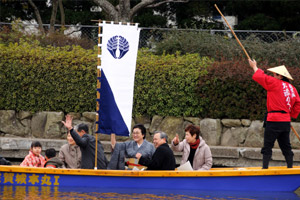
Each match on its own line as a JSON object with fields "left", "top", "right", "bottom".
{"left": 1, "top": 110, "right": 300, "bottom": 149}
{"left": 1, "top": 110, "right": 300, "bottom": 167}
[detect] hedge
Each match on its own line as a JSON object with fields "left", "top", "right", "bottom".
{"left": 1, "top": 40, "right": 300, "bottom": 120}
{"left": 0, "top": 40, "right": 97, "bottom": 113}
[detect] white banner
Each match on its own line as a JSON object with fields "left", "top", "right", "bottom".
{"left": 96, "top": 22, "right": 140, "bottom": 136}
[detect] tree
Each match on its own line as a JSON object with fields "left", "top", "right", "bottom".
{"left": 28, "top": 0, "right": 45, "bottom": 33}
{"left": 91, "top": 0, "right": 189, "bottom": 22}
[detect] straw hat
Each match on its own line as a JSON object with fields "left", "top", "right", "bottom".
{"left": 267, "top": 65, "right": 293, "bottom": 80}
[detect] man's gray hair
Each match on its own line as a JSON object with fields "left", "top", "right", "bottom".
{"left": 154, "top": 131, "right": 168, "bottom": 142}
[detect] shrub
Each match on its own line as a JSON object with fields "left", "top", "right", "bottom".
{"left": 0, "top": 40, "right": 97, "bottom": 112}
{"left": 154, "top": 30, "right": 300, "bottom": 67}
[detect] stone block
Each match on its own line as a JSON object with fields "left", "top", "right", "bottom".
{"left": 244, "top": 120, "right": 264, "bottom": 147}
{"left": 183, "top": 117, "right": 201, "bottom": 126}
{"left": 241, "top": 119, "right": 251, "bottom": 127}
{"left": 0, "top": 110, "right": 30, "bottom": 137}
{"left": 157, "top": 116, "right": 184, "bottom": 142}
{"left": 210, "top": 146, "right": 239, "bottom": 158}
{"left": 82, "top": 112, "right": 97, "bottom": 122}
{"left": 221, "top": 127, "right": 248, "bottom": 147}
{"left": 221, "top": 119, "right": 241, "bottom": 127}
{"left": 239, "top": 147, "right": 262, "bottom": 159}
{"left": 149, "top": 115, "right": 163, "bottom": 134}
{"left": 200, "top": 118, "right": 222, "bottom": 145}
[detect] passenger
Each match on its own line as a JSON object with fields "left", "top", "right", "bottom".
{"left": 44, "top": 148, "right": 63, "bottom": 168}
{"left": 172, "top": 124, "right": 212, "bottom": 170}
{"left": 59, "top": 131, "right": 81, "bottom": 168}
{"left": 20, "top": 141, "right": 45, "bottom": 167}
{"left": 249, "top": 59, "right": 300, "bottom": 169}
{"left": 108, "top": 124, "right": 155, "bottom": 170}
{"left": 62, "top": 115, "right": 108, "bottom": 169}
{"left": 136, "top": 131, "right": 176, "bottom": 170}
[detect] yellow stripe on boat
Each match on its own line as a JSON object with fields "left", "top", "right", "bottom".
{"left": 1, "top": 165, "right": 300, "bottom": 177}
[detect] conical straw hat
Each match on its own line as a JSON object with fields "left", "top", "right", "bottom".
{"left": 267, "top": 65, "right": 293, "bottom": 80}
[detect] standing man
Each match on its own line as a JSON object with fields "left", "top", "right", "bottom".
{"left": 249, "top": 59, "right": 300, "bottom": 169}
{"left": 136, "top": 131, "right": 176, "bottom": 170}
{"left": 62, "top": 115, "right": 108, "bottom": 169}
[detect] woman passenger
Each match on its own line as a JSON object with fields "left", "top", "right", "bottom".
{"left": 108, "top": 124, "right": 155, "bottom": 170}
{"left": 172, "top": 124, "right": 212, "bottom": 170}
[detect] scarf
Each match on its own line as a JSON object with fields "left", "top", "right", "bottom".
{"left": 189, "top": 139, "right": 200, "bottom": 149}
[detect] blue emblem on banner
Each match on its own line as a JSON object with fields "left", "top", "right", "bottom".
{"left": 107, "top": 36, "right": 129, "bottom": 59}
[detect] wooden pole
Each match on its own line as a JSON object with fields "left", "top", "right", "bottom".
{"left": 214, "top": 4, "right": 250, "bottom": 60}
{"left": 94, "top": 19, "right": 102, "bottom": 170}
{"left": 291, "top": 125, "right": 300, "bottom": 141}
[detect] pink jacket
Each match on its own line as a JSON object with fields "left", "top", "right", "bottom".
{"left": 171, "top": 137, "right": 212, "bottom": 170}
{"left": 20, "top": 151, "right": 45, "bottom": 167}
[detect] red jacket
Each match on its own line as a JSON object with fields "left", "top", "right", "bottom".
{"left": 253, "top": 69, "right": 300, "bottom": 122}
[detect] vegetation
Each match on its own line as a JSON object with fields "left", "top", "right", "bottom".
{"left": 153, "top": 30, "right": 300, "bottom": 67}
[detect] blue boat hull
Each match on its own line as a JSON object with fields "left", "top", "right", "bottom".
{"left": 1, "top": 166, "right": 300, "bottom": 192}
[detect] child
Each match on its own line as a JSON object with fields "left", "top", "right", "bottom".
{"left": 44, "top": 148, "right": 63, "bottom": 168}
{"left": 20, "top": 141, "right": 45, "bottom": 167}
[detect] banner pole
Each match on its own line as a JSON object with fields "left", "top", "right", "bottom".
{"left": 94, "top": 19, "right": 102, "bottom": 170}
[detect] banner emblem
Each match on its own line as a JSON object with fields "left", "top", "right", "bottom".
{"left": 107, "top": 35, "right": 129, "bottom": 59}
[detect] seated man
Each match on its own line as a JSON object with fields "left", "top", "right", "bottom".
{"left": 44, "top": 148, "right": 63, "bottom": 168}
{"left": 62, "top": 115, "right": 108, "bottom": 169}
{"left": 136, "top": 131, "right": 176, "bottom": 170}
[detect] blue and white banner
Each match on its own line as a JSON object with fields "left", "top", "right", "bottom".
{"left": 96, "top": 22, "right": 140, "bottom": 136}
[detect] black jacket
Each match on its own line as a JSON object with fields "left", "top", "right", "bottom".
{"left": 139, "top": 143, "right": 176, "bottom": 170}
{"left": 70, "top": 129, "right": 108, "bottom": 169}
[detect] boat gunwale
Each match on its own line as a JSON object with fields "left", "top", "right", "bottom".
{"left": 1, "top": 166, "right": 300, "bottom": 177}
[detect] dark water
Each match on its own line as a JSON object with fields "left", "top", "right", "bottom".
{"left": 0, "top": 186, "right": 300, "bottom": 200}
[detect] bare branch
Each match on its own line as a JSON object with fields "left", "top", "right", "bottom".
{"left": 130, "top": 0, "right": 189, "bottom": 21}
{"left": 92, "top": 0, "right": 119, "bottom": 21}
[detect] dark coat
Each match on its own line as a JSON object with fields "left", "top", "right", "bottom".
{"left": 70, "top": 129, "right": 108, "bottom": 169}
{"left": 139, "top": 143, "right": 176, "bottom": 170}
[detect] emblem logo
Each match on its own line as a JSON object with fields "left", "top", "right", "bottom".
{"left": 107, "top": 36, "right": 129, "bottom": 59}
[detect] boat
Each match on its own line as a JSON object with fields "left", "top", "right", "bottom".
{"left": 1, "top": 165, "right": 300, "bottom": 192}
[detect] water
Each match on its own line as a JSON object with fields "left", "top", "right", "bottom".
{"left": 0, "top": 186, "right": 300, "bottom": 200}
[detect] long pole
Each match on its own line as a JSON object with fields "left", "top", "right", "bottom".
{"left": 214, "top": 4, "right": 250, "bottom": 60}
{"left": 214, "top": 4, "right": 300, "bottom": 142}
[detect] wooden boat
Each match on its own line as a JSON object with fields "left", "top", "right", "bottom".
{"left": 1, "top": 165, "right": 300, "bottom": 192}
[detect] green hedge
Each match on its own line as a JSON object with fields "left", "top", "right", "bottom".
{"left": 1, "top": 41, "right": 300, "bottom": 120}
{"left": 0, "top": 40, "right": 97, "bottom": 112}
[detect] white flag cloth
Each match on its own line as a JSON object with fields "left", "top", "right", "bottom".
{"left": 96, "top": 22, "right": 140, "bottom": 136}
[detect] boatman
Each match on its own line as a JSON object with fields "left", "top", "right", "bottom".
{"left": 136, "top": 131, "right": 176, "bottom": 170}
{"left": 248, "top": 59, "right": 300, "bottom": 169}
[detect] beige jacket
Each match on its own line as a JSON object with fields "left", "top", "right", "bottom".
{"left": 171, "top": 137, "right": 212, "bottom": 170}
{"left": 59, "top": 143, "right": 81, "bottom": 169}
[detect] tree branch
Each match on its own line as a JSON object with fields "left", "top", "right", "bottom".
{"left": 147, "top": 0, "right": 189, "bottom": 8}
{"left": 28, "top": 0, "right": 45, "bottom": 33}
{"left": 130, "top": 0, "right": 189, "bottom": 21}
{"left": 92, "top": 0, "right": 119, "bottom": 21}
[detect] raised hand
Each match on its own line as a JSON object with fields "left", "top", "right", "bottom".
{"left": 172, "top": 134, "right": 180, "bottom": 145}
{"left": 62, "top": 114, "right": 73, "bottom": 130}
